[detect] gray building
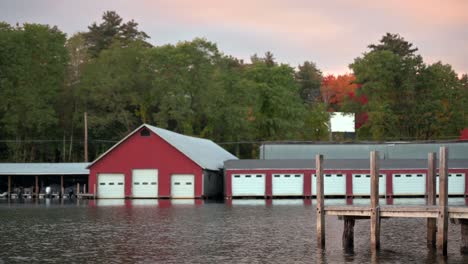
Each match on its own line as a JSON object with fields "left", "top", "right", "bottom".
{"left": 259, "top": 142, "right": 468, "bottom": 160}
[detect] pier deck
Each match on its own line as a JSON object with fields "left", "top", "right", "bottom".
{"left": 325, "top": 205, "right": 468, "bottom": 219}
{"left": 315, "top": 147, "right": 468, "bottom": 256}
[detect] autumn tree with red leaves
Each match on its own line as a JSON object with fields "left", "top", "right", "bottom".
{"left": 320, "top": 74, "right": 359, "bottom": 111}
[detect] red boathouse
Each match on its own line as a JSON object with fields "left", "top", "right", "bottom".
{"left": 88, "top": 124, "right": 237, "bottom": 199}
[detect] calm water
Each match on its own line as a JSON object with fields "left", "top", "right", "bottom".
{"left": 1, "top": 198, "right": 468, "bottom": 264}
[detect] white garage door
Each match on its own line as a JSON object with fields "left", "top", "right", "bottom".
{"left": 132, "top": 169, "right": 158, "bottom": 198}
{"left": 272, "top": 174, "right": 304, "bottom": 196}
{"left": 171, "top": 174, "right": 195, "bottom": 198}
{"left": 312, "top": 174, "right": 346, "bottom": 196}
{"left": 392, "top": 173, "right": 426, "bottom": 196}
{"left": 352, "top": 174, "right": 386, "bottom": 196}
{"left": 98, "top": 173, "right": 125, "bottom": 199}
{"left": 436, "top": 173, "right": 465, "bottom": 195}
{"left": 232, "top": 174, "right": 265, "bottom": 197}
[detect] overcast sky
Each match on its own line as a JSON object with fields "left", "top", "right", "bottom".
{"left": 1, "top": 0, "right": 467, "bottom": 75}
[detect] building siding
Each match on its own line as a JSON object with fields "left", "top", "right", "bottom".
{"left": 89, "top": 127, "right": 204, "bottom": 198}
{"left": 225, "top": 168, "right": 468, "bottom": 198}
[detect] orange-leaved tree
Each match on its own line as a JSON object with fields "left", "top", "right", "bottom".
{"left": 320, "top": 73, "right": 359, "bottom": 111}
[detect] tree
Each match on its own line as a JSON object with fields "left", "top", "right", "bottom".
{"left": 349, "top": 34, "right": 423, "bottom": 140}
{"left": 58, "top": 33, "right": 90, "bottom": 161}
{"left": 295, "top": 61, "right": 322, "bottom": 105}
{"left": 349, "top": 33, "right": 465, "bottom": 141}
{"left": 209, "top": 56, "right": 259, "bottom": 157}
{"left": 78, "top": 40, "right": 153, "bottom": 156}
{"left": 320, "top": 74, "right": 358, "bottom": 110}
{"left": 85, "top": 11, "right": 149, "bottom": 58}
{"left": 300, "top": 103, "right": 330, "bottom": 141}
{"left": 0, "top": 23, "right": 68, "bottom": 161}
{"left": 244, "top": 54, "right": 306, "bottom": 140}
{"left": 368, "top": 33, "right": 418, "bottom": 58}
{"left": 147, "top": 38, "right": 221, "bottom": 135}
{"left": 413, "top": 62, "right": 464, "bottom": 138}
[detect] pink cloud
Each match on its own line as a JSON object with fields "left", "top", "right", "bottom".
{"left": 149, "top": 0, "right": 343, "bottom": 40}
{"left": 350, "top": 0, "right": 468, "bottom": 26}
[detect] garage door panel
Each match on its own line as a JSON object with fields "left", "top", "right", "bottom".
{"left": 171, "top": 174, "right": 194, "bottom": 198}
{"left": 98, "top": 173, "right": 125, "bottom": 199}
{"left": 232, "top": 174, "right": 265, "bottom": 196}
{"left": 392, "top": 173, "right": 426, "bottom": 196}
{"left": 132, "top": 169, "right": 158, "bottom": 198}
{"left": 272, "top": 174, "right": 303, "bottom": 196}
{"left": 352, "top": 174, "right": 386, "bottom": 196}
{"left": 312, "top": 174, "right": 346, "bottom": 195}
{"left": 436, "top": 173, "right": 465, "bottom": 195}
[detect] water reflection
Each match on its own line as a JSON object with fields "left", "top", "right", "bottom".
{"left": 0, "top": 198, "right": 467, "bottom": 263}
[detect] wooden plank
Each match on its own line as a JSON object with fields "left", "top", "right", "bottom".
{"left": 380, "top": 206, "right": 439, "bottom": 212}
{"left": 316, "top": 154, "right": 325, "bottom": 249}
{"left": 380, "top": 211, "right": 438, "bottom": 218}
{"left": 370, "top": 151, "right": 380, "bottom": 250}
{"left": 326, "top": 210, "right": 371, "bottom": 217}
{"left": 326, "top": 205, "right": 370, "bottom": 211}
{"left": 437, "top": 146, "right": 448, "bottom": 256}
{"left": 343, "top": 217, "right": 355, "bottom": 252}
{"left": 448, "top": 207, "right": 468, "bottom": 213}
{"left": 427, "top": 152, "right": 437, "bottom": 248}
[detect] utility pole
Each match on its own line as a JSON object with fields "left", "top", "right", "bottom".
{"left": 84, "top": 112, "right": 88, "bottom": 162}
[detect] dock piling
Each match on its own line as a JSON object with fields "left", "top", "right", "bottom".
{"left": 427, "top": 152, "right": 437, "bottom": 248}
{"left": 60, "top": 175, "right": 64, "bottom": 198}
{"left": 461, "top": 219, "right": 468, "bottom": 254}
{"left": 7, "top": 175, "right": 11, "bottom": 197}
{"left": 437, "top": 146, "right": 448, "bottom": 256}
{"left": 343, "top": 216, "right": 355, "bottom": 252}
{"left": 317, "top": 147, "right": 468, "bottom": 256}
{"left": 316, "top": 154, "right": 325, "bottom": 249}
{"left": 370, "top": 151, "right": 380, "bottom": 250}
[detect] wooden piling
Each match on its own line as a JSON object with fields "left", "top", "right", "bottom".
{"left": 437, "top": 146, "right": 448, "bottom": 256}
{"left": 316, "top": 154, "right": 325, "bottom": 249}
{"left": 461, "top": 219, "right": 468, "bottom": 254}
{"left": 35, "top": 175, "right": 39, "bottom": 197}
{"left": 77, "top": 183, "right": 80, "bottom": 196}
{"left": 60, "top": 175, "right": 64, "bottom": 198}
{"left": 427, "top": 152, "right": 437, "bottom": 248}
{"left": 7, "top": 175, "right": 11, "bottom": 195}
{"left": 370, "top": 151, "right": 380, "bottom": 250}
{"left": 343, "top": 216, "right": 355, "bottom": 251}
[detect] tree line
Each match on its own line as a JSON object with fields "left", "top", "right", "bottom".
{"left": 0, "top": 11, "right": 467, "bottom": 162}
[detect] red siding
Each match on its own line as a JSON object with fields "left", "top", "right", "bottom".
{"left": 89, "top": 127, "right": 203, "bottom": 198}
{"left": 265, "top": 172, "right": 272, "bottom": 198}
{"left": 346, "top": 172, "right": 353, "bottom": 197}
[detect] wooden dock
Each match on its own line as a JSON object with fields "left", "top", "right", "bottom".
{"left": 316, "top": 147, "right": 468, "bottom": 256}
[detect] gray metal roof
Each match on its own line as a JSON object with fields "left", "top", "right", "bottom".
{"left": 259, "top": 142, "right": 468, "bottom": 160}
{"left": 146, "top": 125, "right": 237, "bottom": 170}
{"left": 224, "top": 159, "right": 468, "bottom": 170}
{"left": 89, "top": 124, "right": 237, "bottom": 171}
{"left": 0, "top": 163, "right": 90, "bottom": 175}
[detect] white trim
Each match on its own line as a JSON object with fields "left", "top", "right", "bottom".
{"left": 226, "top": 167, "right": 468, "bottom": 171}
